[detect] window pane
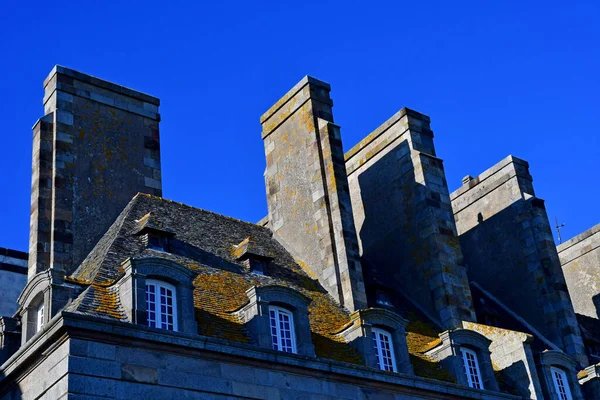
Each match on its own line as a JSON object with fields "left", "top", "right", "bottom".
{"left": 146, "top": 282, "right": 176, "bottom": 331}
{"left": 552, "top": 368, "right": 572, "bottom": 400}
{"left": 461, "top": 349, "right": 483, "bottom": 389}
{"left": 269, "top": 307, "right": 296, "bottom": 354}
{"left": 372, "top": 329, "right": 396, "bottom": 372}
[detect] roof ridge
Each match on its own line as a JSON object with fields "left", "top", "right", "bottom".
{"left": 136, "top": 193, "right": 271, "bottom": 231}
{"left": 70, "top": 195, "right": 142, "bottom": 281}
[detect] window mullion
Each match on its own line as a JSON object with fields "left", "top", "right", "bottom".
{"left": 276, "top": 310, "right": 283, "bottom": 351}
{"left": 376, "top": 334, "right": 384, "bottom": 368}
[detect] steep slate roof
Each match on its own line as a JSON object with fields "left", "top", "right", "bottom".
{"left": 67, "top": 193, "right": 451, "bottom": 380}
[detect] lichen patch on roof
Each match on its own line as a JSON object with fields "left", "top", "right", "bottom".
{"left": 65, "top": 193, "right": 453, "bottom": 382}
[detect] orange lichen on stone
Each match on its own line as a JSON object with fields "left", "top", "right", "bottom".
{"left": 92, "top": 285, "right": 125, "bottom": 319}
{"left": 192, "top": 267, "right": 362, "bottom": 364}
{"left": 402, "top": 311, "right": 455, "bottom": 382}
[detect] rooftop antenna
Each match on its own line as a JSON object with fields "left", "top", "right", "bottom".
{"left": 555, "top": 217, "right": 565, "bottom": 244}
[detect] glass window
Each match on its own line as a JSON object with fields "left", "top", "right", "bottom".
{"left": 145, "top": 280, "right": 177, "bottom": 331}
{"left": 147, "top": 234, "right": 169, "bottom": 252}
{"left": 269, "top": 306, "right": 296, "bottom": 354}
{"left": 461, "top": 348, "right": 484, "bottom": 389}
{"left": 551, "top": 367, "right": 573, "bottom": 400}
{"left": 372, "top": 327, "right": 397, "bottom": 372}
{"left": 36, "top": 302, "right": 44, "bottom": 333}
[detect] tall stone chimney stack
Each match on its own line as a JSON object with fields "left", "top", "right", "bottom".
{"left": 260, "top": 77, "right": 367, "bottom": 312}
{"left": 28, "top": 66, "right": 162, "bottom": 279}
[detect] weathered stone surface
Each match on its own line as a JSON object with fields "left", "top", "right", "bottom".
{"left": 463, "top": 321, "right": 544, "bottom": 398}
{"left": 345, "top": 108, "right": 475, "bottom": 329}
{"left": 29, "top": 65, "right": 162, "bottom": 277}
{"left": 0, "top": 247, "right": 27, "bottom": 317}
{"left": 451, "top": 155, "right": 588, "bottom": 366}
{"left": 260, "top": 76, "right": 366, "bottom": 311}
{"left": 558, "top": 223, "right": 600, "bottom": 319}
{"left": 0, "top": 313, "right": 522, "bottom": 400}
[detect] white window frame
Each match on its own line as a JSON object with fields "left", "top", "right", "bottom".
{"left": 269, "top": 306, "right": 297, "bottom": 354}
{"left": 145, "top": 279, "right": 178, "bottom": 332}
{"left": 372, "top": 327, "right": 397, "bottom": 372}
{"left": 551, "top": 366, "right": 573, "bottom": 400}
{"left": 461, "top": 347, "right": 484, "bottom": 389}
{"left": 36, "top": 302, "right": 45, "bottom": 333}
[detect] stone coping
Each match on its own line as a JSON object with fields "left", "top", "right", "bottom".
{"left": 0, "top": 311, "right": 521, "bottom": 400}
{"left": 450, "top": 155, "right": 529, "bottom": 201}
{"left": 557, "top": 222, "right": 600, "bottom": 253}
{"left": 43, "top": 65, "right": 160, "bottom": 105}
{"left": 0, "top": 247, "right": 27, "bottom": 261}
{"left": 0, "top": 262, "right": 27, "bottom": 274}
{"left": 344, "top": 107, "right": 430, "bottom": 163}
{"left": 260, "top": 75, "right": 331, "bottom": 124}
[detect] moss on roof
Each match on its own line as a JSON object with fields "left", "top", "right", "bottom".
{"left": 67, "top": 193, "right": 453, "bottom": 382}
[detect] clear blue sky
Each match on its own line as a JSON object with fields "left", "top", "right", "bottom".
{"left": 1, "top": 1, "right": 598, "bottom": 252}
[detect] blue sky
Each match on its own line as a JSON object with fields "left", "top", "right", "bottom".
{"left": 1, "top": 0, "right": 598, "bottom": 252}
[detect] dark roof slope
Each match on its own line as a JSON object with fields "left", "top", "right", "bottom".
{"left": 69, "top": 193, "right": 362, "bottom": 364}
{"left": 66, "top": 193, "right": 453, "bottom": 381}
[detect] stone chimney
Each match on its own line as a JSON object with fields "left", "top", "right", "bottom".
{"left": 345, "top": 108, "right": 476, "bottom": 329}
{"left": 451, "top": 156, "right": 588, "bottom": 365}
{"left": 260, "top": 76, "right": 367, "bottom": 312}
{"left": 28, "top": 66, "right": 162, "bottom": 279}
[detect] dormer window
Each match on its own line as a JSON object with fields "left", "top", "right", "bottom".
{"left": 461, "top": 348, "right": 484, "bottom": 389}
{"left": 375, "top": 289, "right": 393, "bottom": 307}
{"left": 145, "top": 279, "right": 177, "bottom": 331}
{"left": 134, "top": 212, "right": 175, "bottom": 252}
{"left": 372, "top": 327, "right": 397, "bottom": 372}
{"left": 231, "top": 237, "right": 272, "bottom": 275}
{"left": 36, "top": 302, "right": 44, "bottom": 333}
{"left": 239, "top": 286, "right": 314, "bottom": 357}
{"left": 551, "top": 367, "right": 573, "bottom": 400}
{"left": 269, "top": 306, "right": 296, "bottom": 353}
{"left": 147, "top": 233, "right": 169, "bottom": 252}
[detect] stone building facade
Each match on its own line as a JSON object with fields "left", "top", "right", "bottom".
{"left": 0, "top": 248, "right": 27, "bottom": 317}
{"left": 0, "top": 66, "right": 599, "bottom": 399}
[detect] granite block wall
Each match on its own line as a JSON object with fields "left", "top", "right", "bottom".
{"left": 558, "top": 223, "right": 600, "bottom": 319}
{"left": 463, "top": 321, "right": 544, "bottom": 399}
{"left": 0, "top": 248, "right": 28, "bottom": 317}
{"left": 345, "top": 108, "right": 475, "bottom": 329}
{"left": 451, "top": 156, "right": 587, "bottom": 366}
{"left": 260, "top": 76, "right": 366, "bottom": 311}
{"left": 0, "top": 315, "right": 523, "bottom": 400}
{"left": 28, "top": 66, "right": 162, "bottom": 278}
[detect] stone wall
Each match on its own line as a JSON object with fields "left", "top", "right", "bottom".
{"left": 0, "top": 248, "right": 27, "bottom": 317}
{"left": 451, "top": 156, "right": 587, "bottom": 366}
{"left": 463, "top": 321, "right": 544, "bottom": 399}
{"left": 28, "top": 66, "right": 162, "bottom": 278}
{"left": 0, "top": 313, "right": 521, "bottom": 400}
{"left": 558, "top": 223, "right": 600, "bottom": 319}
{"left": 260, "top": 76, "right": 366, "bottom": 311}
{"left": 345, "top": 108, "right": 475, "bottom": 329}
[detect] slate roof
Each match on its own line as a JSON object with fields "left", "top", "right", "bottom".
{"left": 66, "top": 193, "right": 452, "bottom": 380}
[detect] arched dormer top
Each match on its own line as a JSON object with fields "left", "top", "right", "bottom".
{"left": 244, "top": 285, "right": 311, "bottom": 311}
{"left": 17, "top": 269, "right": 64, "bottom": 311}
{"left": 123, "top": 257, "right": 196, "bottom": 287}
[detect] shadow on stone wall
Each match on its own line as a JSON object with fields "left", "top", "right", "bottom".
{"left": 458, "top": 197, "right": 569, "bottom": 352}
{"left": 592, "top": 293, "right": 600, "bottom": 319}
{"left": 495, "top": 360, "right": 532, "bottom": 398}
{"left": 0, "top": 369, "right": 22, "bottom": 400}
{"left": 356, "top": 140, "right": 436, "bottom": 314}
